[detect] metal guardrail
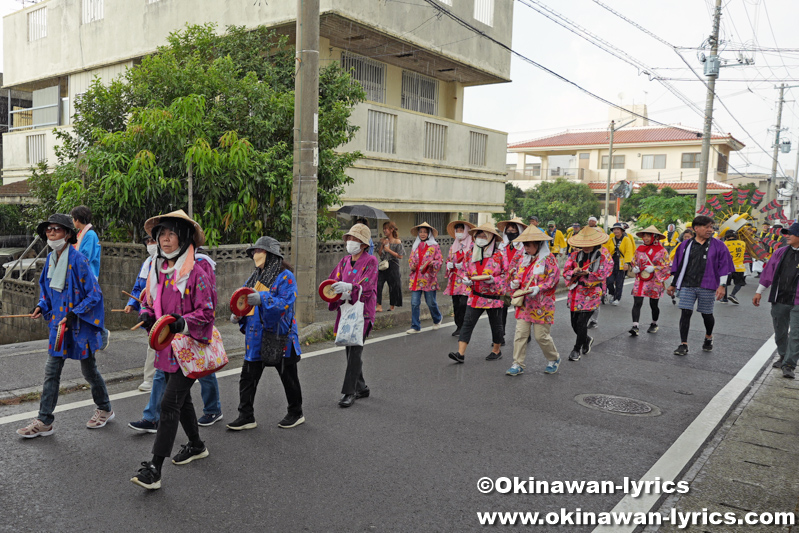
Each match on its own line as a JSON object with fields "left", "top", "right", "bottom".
{"left": 2, "top": 235, "right": 44, "bottom": 281}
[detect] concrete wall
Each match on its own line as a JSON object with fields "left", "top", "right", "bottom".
{"left": 2, "top": 125, "right": 71, "bottom": 184}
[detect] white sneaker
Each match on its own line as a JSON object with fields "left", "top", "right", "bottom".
{"left": 432, "top": 322, "right": 441, "bottom": 330}
{"left": 138, "top": 381, "right": 152, "bottom": 392}
{"left": 406, "top": 328, "right": 419, "bottom": 335}
{"left": 611, "top": 299, "right": 619, "bottom": 306}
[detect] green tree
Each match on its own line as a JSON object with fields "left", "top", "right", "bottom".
{"left": 494, "top": 182, "right": 526, "bottom": 223}
{"left": 637, "top": 194, "right": 696, "bottom": 230}
{"left": 516, "top": 178, "right": 600, "bottom": 229}
{"left": 619, "top": 183, "right": 660, "bottom": 221}
{"left": 35, "top": 24, "right": 364, "bottom": 244}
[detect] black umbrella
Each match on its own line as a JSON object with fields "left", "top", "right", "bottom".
{"left": 336, "top": 204, "right": 389, "bottom": 220}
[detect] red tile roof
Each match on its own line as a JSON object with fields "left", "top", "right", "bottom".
{"left": 510, "top": 126, "right": 744, "bottom": 150}
{"left": 0, "top": 179, "right": 30, "bottom": 196}
{"left": 586, "top": 181, "right": 733, "bottom": 191}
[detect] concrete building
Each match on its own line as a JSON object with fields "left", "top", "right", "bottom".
{"left": 1, "top": 0, "right": 512, "bottom": 234}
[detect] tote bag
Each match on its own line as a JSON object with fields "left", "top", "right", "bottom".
{"left": 172, "top": 326, "right": 229, "bottom": 379}
{"left": 335, "top": 290, "right": 365, "bottom": 347}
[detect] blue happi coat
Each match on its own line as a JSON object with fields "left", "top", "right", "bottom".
{"left": 239, "top": 269, "right": 302, "bottom": 362}
{"left": 126, "top": 256, "right": 153, "bottom": 312}
{"left": 37, "top": 248, "right": 105, "bottom": 359}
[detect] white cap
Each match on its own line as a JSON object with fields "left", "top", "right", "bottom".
{"left": 588, "top": 216, "right": 598, "bottom": 223}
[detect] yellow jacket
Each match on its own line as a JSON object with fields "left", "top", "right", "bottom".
{"left": 546, "top": 229, "right": 567, "bottom": 254}
{"left": 663, "top": 230, "right": 679, "bottom": 247}
{"left": 604, "top": 234, "right": 635, "bottom": 264}
{"left": 624, "top": 233, "right": 636, "bottom": 253}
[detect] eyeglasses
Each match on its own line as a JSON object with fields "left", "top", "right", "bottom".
{"left": 45, "top": 226, "right": 65, "bottom": 234}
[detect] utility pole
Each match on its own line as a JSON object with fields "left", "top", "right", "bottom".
{"left": 696, "top": 0, "right": 722, "bottom": 212}
{"left": 604, "top": 121, "right": 615, "bottom": 231}
{"left": 766, "top": 84, "right": 786, "bottom": 214}
{"left": 290, "top": 0, "right": 319, "bottom": 326}
{"left": 792, "top": 133, "right": 799, "bottom": 220}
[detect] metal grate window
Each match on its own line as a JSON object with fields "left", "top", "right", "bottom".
{"left": 82, "top": 0, "right": 103, "bottom": 24}
{"left": 402, "top": 71, "right": 439, "bottom": 116}
{"left": 27, "top": 7, "right": 47, "bottom": 41}
{"left": 469, "top": 131, "right": 488, "bottom": 166}
{"left": 341, "top": 52, "right": 386, "bottom": 104}
{"left": 27, "top": 134, "right": 46, "bottom": 164}
{"left": 147, "top": 0, "right": 162, "bottom": 3}
{"left": 366, "top": 110, "right": 396, "bottom": 154}
{"left": 415, "top": 213, "right": 449, "bottom": 237}
{"left": 474, "top": 0, "right": 494, "bottom": 27}
{"left": 424, "top": 122, "right": 447, "bottom": 160}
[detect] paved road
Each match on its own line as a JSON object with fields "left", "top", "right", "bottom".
{"left": 0, "top": 281, "right": 775, "bottom": 532}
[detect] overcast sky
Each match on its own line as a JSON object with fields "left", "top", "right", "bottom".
{"left": 1, "top": 0, "right": 796, "bottom": 176}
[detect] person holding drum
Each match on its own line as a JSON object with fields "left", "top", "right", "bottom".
{"left": 130, "top": 210, "right": 218, "bottom": 490}
{"left": 497, "top": 218, "right": 528, "bottom": 345}
{"left": 227, "top": 236, "right": 303, "bottom": 430}
{"left": 628, "top": 226, "right": 670, "bottom": 336}
{"left": 17, "top": 214, "right": 112, "bottom": 438}
{"left": 327, "top": 223, "right": 378, "bottom": 408}
{"left": 444, "top": 220, "right": 474, "bottom": 337}
{"left": 506, "top": 225, "right": 561, "bottom": 375}
{"left": 406, "top": 222, "right": 444, "bottom": 334}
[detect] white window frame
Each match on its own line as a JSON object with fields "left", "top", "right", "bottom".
{"left": 641, "top": 154, "right": 666, "bottom": 169}
{"left": 401, "top": 71, "right": 439, "bottom": 116}
{"left": 469, "top": 131, "right": 488, "bottom": 166}
{"left": 366, "top": 109, "right": 397, "bottom": 154}
{"left": 341, "top": 52, "right": 387, "bottom": 104}
{"left": 600, "top": 155, "right": 625, "bottom": 170}
{"left": 27, "top": 134, "right": 46, "bottom": 165}
{"left": 474, "top": 0, "right": 495, "bottom": 27}
{"left": 27, "top": 7, "right": 47, "bottom": 42}
{"left": 82, "top": 0, "right": 104, "bottom": 24}
{"left": 424, "top": 122, "right": 447, "bottom": 161}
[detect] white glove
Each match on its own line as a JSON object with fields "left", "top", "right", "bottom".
{"left": 455, "top": 262, "right": 463, "bottom": 269}
{"left": 483, "top": 277, "right": 494, "bottom": 284}
{"left": 246, "top": 292, "right": 262, "bottom": 306}
{"left": 462, "top": 278, "right": 473, "bottom": 286}
{"left": 447, "top": 262, "right": 454, "bottom": 270}
{"left": 645, "top": 265, "right": 655, "bottom": 273}
{"left": 530, "top": 286, "right": 540, "bottom": 297}
{"left": 332, "top": 281, "right": 353, "bottom": 294}
{"left": 632, "top": 267, "right": 640, "bottom": 274}
{"left": 229, "top": 313, "right": 240, "bottom": 324}
{"left": 509, "top": 280, "right": 520, "bottom": 290}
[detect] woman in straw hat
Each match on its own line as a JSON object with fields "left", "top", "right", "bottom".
{"left": 497, "top": 217, "right": 528, "bottom": 344}
{"left": 131, "top": 210, "right": 219, "bottom": 490}
{"left": 628, "top": 226, "right": 671, "bottom": 336}
{"left": 407, "top": 222, "right": 444, "bottom": 334}
{"left": 505, "top": 225, "right": 561, "bottom": 376}
{"left": 327, "top": 223, "right": 378, "bottom": 408}
{"left": 444, "top": 220, "right": 475, "bottom": 337}
{"left": 563, "top": 227, "right": 612, "bottom": 362}
{"left": 447, "top": 222, "right": 507, "bottom": 363}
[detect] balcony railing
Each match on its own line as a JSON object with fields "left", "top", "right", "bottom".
{"left": 508, "top": 168, "right": 585, "bottom": 181}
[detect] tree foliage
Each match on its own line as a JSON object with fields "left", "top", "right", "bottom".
{"left": 619, "top": 184, "right": 660, "bottom": 221}
{"left": 496, "top": 178, "right": 599, "bottom": 229}
{"left": 34, "top": 24, "right": 365, "bottom": 244}
{"left": 636, "top": 193, "right": 696, "bottom": 230}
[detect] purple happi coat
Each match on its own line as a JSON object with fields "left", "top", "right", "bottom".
{"left": 329, "top": 252, "right": 379, "bottom": 338}
{"left": 670, "top": 238, "right": 735, "bottom": 290}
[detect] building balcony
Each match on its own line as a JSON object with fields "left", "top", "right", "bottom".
{"left": 2, "top": 124, "right": 71, "bottom": 184}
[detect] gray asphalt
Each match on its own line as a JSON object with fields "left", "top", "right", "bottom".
{"left": 0, "top": 280, "right": 775, "bottom": 532}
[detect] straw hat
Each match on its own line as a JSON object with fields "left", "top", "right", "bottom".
{"left": 497, "top": 217, "right": 529, "bottom": 233}
{"left": 468, "top": 222, "right": 502, "bottom": 241}
{"left": 411, "top": 221, "right": 439, "bottom": 238}
{"left": 344, "top": 223, "right": 371, "bottom": 246}
{"left": 567, "top": 226, "right": 609, "bottom": 248}
{"left": 145, "top": 209, "right": 206, "bottom": 248}
{"left": 514, "top": 224, "right": 553, "bottom": 243}
{"left": 635, "top": 225, "right": 666, "bottom": 240}
{"left": 446, "top": 220, "right": 475, "bottom": 239}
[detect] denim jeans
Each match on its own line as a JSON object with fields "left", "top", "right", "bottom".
{"left": 410, "top": 290, "right": 442, "bottom": 331}
{"left": 38, "top": 353, "right": 111, "bottom": 426}
{"left": 142, "top": 370, "right": 221, "bottom": 423}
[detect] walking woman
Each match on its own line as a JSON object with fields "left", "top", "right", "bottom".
{"left": 328, "top": 223, "right": 378, "bottom": 408}
{"left": 629, "top": 226, "right": 670, "bottom": 336}
{"left": 376, "top": 221, "right": 404, "bottom": 312}
{"left": 563, "top": 227, "right": 612, "bottom": 362}
{"left": 506, "top": 225, "right": 561, "bottom": 375}
{"left": 444, "top": 220, "right": 475, "bottom": 337}
{"left": 407, "top": 222, "right": 443, "bottom": 334}
{"left": 497, "top": 217, "right": 528, "bottom": 345}
{"left": 131, "top": 210, "right": 218, "bottom": 490}
{"left": 447, "top": 222, "right": 507, "bottom": 363}
{"left": 228, "top": 236, "right": 303, "bottom": 431}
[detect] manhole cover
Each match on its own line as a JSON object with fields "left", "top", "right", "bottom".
{"left": 575, "top": 394, "right": 661, "bottom": 417}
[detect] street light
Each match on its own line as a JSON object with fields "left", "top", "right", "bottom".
{"left": 604, "top": 118, "right": 635, "bottom": 230}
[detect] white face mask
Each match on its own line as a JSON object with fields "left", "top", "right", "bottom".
{"left": 47, "top": 238, "right": 66, "bottom": 250}
{"left": 475, "top": 238, "right": 489, "bottom": 247}
{"left": 455, "top": 232, "right": 464, "bottom": 241}
{"left": 147, "top": 244, "right": 158, "bottom": 257}
{"left": 161, "top": 248, "right": 180, "bottom": 260}
{"left": 346, "top": 241, "right": 362, "bottom": 255}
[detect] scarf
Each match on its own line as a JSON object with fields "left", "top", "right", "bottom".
{"left": 451, "top": 232, "right": 473, "bottom": 254}
{"left": 145, "top": 244, "right": 196, "bottom": 308}
{"left": 47, "top": 245, "right": 70, "bottom": 293}
{"left": 575, "top": 247, "right": 602, "bottom": 274}
{"left": 638, "top": 241, "right": 665, "bottom": 263}
{"left": 412, "top": 235, "right": 438, "bottom": 253}
{"left": 73, "top": 223, "right": 93, "bottom": 251}
{"left": 245, "top": 252, "right": 283, "bottom": 291}
{"left": 472, "top": 236, "right": 496, "bottom": 263}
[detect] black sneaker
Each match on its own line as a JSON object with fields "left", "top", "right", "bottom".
{"left": 226, "top": 416, "right": 257, "bottom": 431}
{"left": 702, "top": 338, "right": 713, "bottom": 352}
{"left": 782, "top": 366, "right": 796, "bottom": 379}
{"left": 485, "top": 351, "right": 503, "bottom": 361}
{"left": 588, "top": 320, "right": 598, "bottom": 329}
{"left": 646, "top": 323, "right": 658, "bottom": 334}
{"left": 172, "top": 442, "right": 209, "bottom": 465}
{"left": 277, "top": 413, "right": 305, "bottom": 429}
{"left": 674, "top": 344, "right": 688, "bottom": 356}
{"left": 628, "top": 326, "right": 639, "bottom": 337}
{"left": 568, "top": 349, "right": 581, "bottom": 361}
{"left": 582, "top": 336, "right": 594, "bottom": 355}
{"left": 728, "top": 295, "right": 739, "bottom": 305}
{"left": 355, "top": 387, "right": 370, "bottom": 399}
{"left": 451, "top": 328, "right": 461, "bottom": 337}
{"left": 448, "top": 352, "right": 464, "bottom": 364}
{"left": 130, "top": 462, "right": 161, "bottom": 490}
{"left": 773, "top": 358, "right": 784, "bottom": 369}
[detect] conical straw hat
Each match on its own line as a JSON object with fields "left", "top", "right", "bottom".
{"left": 411, "top": 221, "right": 439, "bottom": 238}
{"left": 514, "top": 224, "right": 552, "bottom": 243}
{"left": 497, "top": 217, "right": 529, "bottom": 233}
{"left": 446, "top": 220, "right": 475, "bottom": 239}
{"left": 468, "top": 221, "right": 502, "bottom": 241}
{"left": 635, "top": 225, "right": 666, "bottom": 240}
{"left": 567, "top": 226, "right": 609, "bottom": 248}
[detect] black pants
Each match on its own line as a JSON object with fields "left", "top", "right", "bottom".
{"left": 500, "top": 304, "right": 509, "bottom": 337}
{"left": 607, "top": 268, "right": 626, "bottom": 301}
{"left": 570, "top": 310, "right": 593, "bottom": 351}
{"left": 377, "top": 262, "right": 403, "bottom": 307}
{"left": 342, "top": 345, "right": 368, "bottom": 395}
{"left": 152, "top": 371, "right": 201, "bottom": 459}
{"left": 458, "top": 306, "right": 505, "bottom": 345}
{"left": 237, "top": 359, "right": 303, "bottom": 419}
{"left": 724, "top": 272, "right": 745, "bottom": 298}
{"left": 679, "top": 309, "right": 715, "bottom": 343}
{"left": 632, "top": 296, "right": 660, "bottom": 323}
{"left": 452, "top": 295, "right": 468, "bottom": 330}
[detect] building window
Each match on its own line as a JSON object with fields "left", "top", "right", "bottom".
{"left": 424, "top": 122, "right": 447, "bottom": 160}
{"left": 341, "top": 52, "right": 386, "bottom": 104}
{"left": 717, "top": 153, "right": 728, "bottom": 173}
{"left": 366, "top": 110, "right": 396, "bottom": 154}
{"left": 28, "top": 7, "right": 47, "bottom": 41}
{"left": 147, "top": 0, "right": 162, "bottom": 3}
{"left": 27, "top": 134, "right": 46, "bottom": 164}
{"left": 600, "top": 155, "right": 625, "bottom": 169}
{"left": 579, "top": 153, "right": 590, "bottom": 160}
{"left": 469, "top": 132, "right": 488, "bottom": 166}
{"left": 641, "top": 154, "right": 666, "bottom": 169}
{"left": 415, "top": 213, "right": 448, "bottom": 237}
{"left": 681, "top": 152, "right": 701, "bottom": 169}
{"left": 438, "top": 0, "right": 452, "bottom": 4}
{"left": 83, "top": 0, "right": 104, "bottom": 24}
{"left": 474, "top": 0, "right": 494, "bottom": 26}
{"left": 402, "top": 71, "right": 439, "bottom": 116}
